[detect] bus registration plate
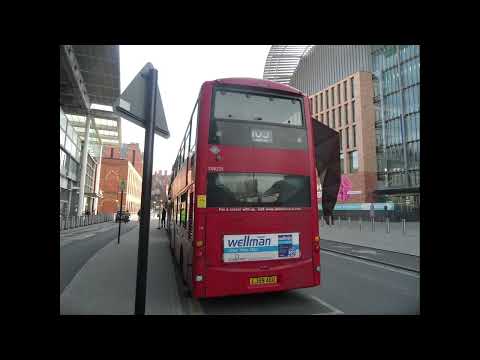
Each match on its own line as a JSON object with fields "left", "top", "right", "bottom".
{"left": 250, "top": 276, "right": 277, "bottom": 286}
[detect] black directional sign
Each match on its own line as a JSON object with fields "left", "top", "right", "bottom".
{"left": 112, "top": 62, "right": 169, "bottom": 315}
{"left": 113, "top": 62, "right": 170, "bottom": 138}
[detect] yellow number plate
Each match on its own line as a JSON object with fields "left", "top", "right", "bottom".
{"left": 249, "top": 276, "right": 277, "bottom": 286}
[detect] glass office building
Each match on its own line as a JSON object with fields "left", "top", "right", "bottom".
{"left": 372, "top": 45, "right": 420, "bottom": 217}
{"left": 266, "top": 45, "right": 421, "bottom": 219}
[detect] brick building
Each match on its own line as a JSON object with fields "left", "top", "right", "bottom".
{"left": 273, "top": 45, "right": 421, "bottom": 219}
{"left": 98, "top": 143, "right": 144, "bottom": 214}
{"left": 102, "top": 143, "right": 143, "bottom": 177}
{"left": 310, "top": 72, "right": 377, "bottom": 204}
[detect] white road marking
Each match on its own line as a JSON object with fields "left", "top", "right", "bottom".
{"left": 306, "top": 294, "right": 344, "bottom": 314}
{"left": 321, "top": 250, "right": 420, "bottom": 278}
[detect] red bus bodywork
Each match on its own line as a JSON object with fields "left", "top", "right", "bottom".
{"left": 168, "top": 78, "right": 320, "bottom": 298}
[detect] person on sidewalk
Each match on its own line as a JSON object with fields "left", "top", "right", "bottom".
{"left": 384, "top": 204, "right": 388, "bottom": 221}
{"left": 369, "top": 203, "right": 375, "bottom": 222}
{"left": 161, "top": 207, "right": 167, "bottom": 228}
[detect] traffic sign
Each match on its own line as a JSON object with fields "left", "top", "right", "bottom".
{"left": 113, "top": 62, "right": 170, "bottom": 139}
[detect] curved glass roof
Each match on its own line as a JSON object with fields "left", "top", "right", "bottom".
{"left": 263, "top": 45, "right": 314, "bottom": 84}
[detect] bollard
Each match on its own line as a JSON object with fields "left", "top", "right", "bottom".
{"left": 402, "top": 219, "right": 406, "bottom": 235}
{"left": 359, "top": 217, "right": 362, "bottom": 231}
{"left": 386, "top": 217, "right": 390, "bottom": 234}
{"left": 372, "top": 217, "right": 375, "bottom": 232}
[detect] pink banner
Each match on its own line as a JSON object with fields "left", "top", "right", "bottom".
{"left": 337, "top": 175, "right": 352, "bottom": 201}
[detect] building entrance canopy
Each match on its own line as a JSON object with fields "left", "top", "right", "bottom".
{"left": 60, "top": 45, "right": 122, "bottom": 148}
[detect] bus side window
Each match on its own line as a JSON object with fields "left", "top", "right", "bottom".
{"left": 176, "top": 198, "right": 180, "bottom": 224}
{"left": 188, "top": 191, "right": 194, "bottom": 241}
{"left": 180, "top": 193, "right": 187, "bottom": 228}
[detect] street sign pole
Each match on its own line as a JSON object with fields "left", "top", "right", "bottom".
{"left": 134, "top": 67, "right": 158, "bottom": 315}
{"left": 118, "top": 188, "right": 124, "bottom": 244}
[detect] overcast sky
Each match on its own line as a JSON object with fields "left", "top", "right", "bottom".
{"left": 118, "top": 45, "right": 271, "bottom": 175}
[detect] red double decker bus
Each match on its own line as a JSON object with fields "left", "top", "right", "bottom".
{"left": 167, "top": 77, "right": 321, "bottom": 298}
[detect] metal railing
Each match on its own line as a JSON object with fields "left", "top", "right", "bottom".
{"left": 60, "top": 213, "right": 114, "bottom": 231}
{"left": 320, "top": 215, "right": 415, "bottom": 236}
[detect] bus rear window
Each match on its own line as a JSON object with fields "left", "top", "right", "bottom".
{"left": 213, "top": 90, "right": 303, "bottom": 127}
{"left": 207, "top": 173, "right": 311, "bottom": 208}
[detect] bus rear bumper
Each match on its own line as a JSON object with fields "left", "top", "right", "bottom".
{"left": 195, "top": 259, "right": 319, "bottom": 299}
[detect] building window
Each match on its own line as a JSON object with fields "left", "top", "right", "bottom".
{"left": 352, "top": 101, "right": 356, "bottom": 123}
{"left": 326, "top": 90, "right": 329, "bottom": 109}
{"left": 351, "top": 77, "right": 355, "bottom": 99}
{"left": 352, "top": 124, "right": 357, "bottom": 147}
{"left": 331, "top": 88, "right": 335, "bottom": 106}
{"left": 339, "top": 129, "right": 343, "bottom": 151}
{"left": 132, "top": 150, "right": 136, "bottom": 167}
{"left": 338, "top": 107, "right": 342, "bottom": 128}
{"left": 337, "top": 84, "right": 341, "bottom": 104}
{"left": 111, "top": 148, "right": 114, "bottom": 158}
{"left": 346, "top": 127, "right": 350, "bottom": 148}
{"left": 320, "top": 93, "right": 323, "bottom": 111}
{"left": 332, "top": 109, "right": 336, "bottom": 129}
{"left": 345, "top": 104, "right": 349, "bottom": 124}
{"left": 340, "top": 153, "right": 344, "bottom": 174}
{"left": 344, "top": 81, "right": 347, "bottom": 102}
{"left": 349, "top": 150, "right": 359, "bottom": 173}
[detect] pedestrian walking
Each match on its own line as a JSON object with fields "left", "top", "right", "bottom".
{"left": 384, "top": 204, "right": 388, "bottom": 220}
{"left": 161, "top": 207, "right": 167, "bottom": 228}
{"left": 369, "top": 203, "right": 375, "bottom": 221}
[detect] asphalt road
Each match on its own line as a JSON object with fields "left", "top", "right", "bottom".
{"left": 60, "top": 221, "right": 136, "bottom": 293}
{"left": 181, "top": 249, "right": 419, "bottom": 315}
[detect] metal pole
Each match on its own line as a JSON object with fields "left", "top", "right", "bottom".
{"left": 118, "top": 189, "right": 123, "bottom": 244}
{"left": 402, "top": 218, "right": 406, "bottom": 235}
{"left": 372, "top": 217, "right": 375, "bottom": 232}
{"left": 135, "top": 67, "right": 158, "bottom": 316}
{"left": 359, "top": 217, "right": 362, "bottom": 231}
{"left": 77, "top": 114, "right": 91, "bottom": 216}
{"left": 329, "top": 215, "right": 333, "bottom": 226}
{"left": 386, "top": 217, "right": 390, "bottom": 234}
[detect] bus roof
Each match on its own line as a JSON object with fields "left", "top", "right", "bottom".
{"left": 213, "top": 77, "right": 304, "bottom": 96}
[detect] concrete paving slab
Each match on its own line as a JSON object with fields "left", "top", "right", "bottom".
{"left": 60, "top": 221, "right": 184, "bottom": 315}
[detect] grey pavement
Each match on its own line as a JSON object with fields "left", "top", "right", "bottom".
{"left": 300, "top": 250, "right": 420, "bottom": 314}
{"left": 60, "top": 220, "right": 183, "bottom": 315}
{"left": 60, "top": 221, "right": 136, "bottom": 292}
{"left": 319, "top": 220, "right": 420, "bottom": 256}
{"left": 195, "top": 248, "right": 419, "bottom": 315}
{"left": 320, "top": 239, "right": 419, "bottom": 272}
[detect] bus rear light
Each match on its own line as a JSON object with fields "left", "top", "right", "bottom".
{"left": 195, "top": 275, "right": 203, "bottom": 282}
{"left": 196, "top": 241, "right": 203, "bottom": 247}
{"left": 314, "top": 235, "right": 320, "bottom": 242}
{"left": 316, "top": 266, "right": 321, "bottom": 272}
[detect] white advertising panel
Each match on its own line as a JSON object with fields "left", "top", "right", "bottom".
{"left": 223, "top": 233, "right": 300, "bottom": 263}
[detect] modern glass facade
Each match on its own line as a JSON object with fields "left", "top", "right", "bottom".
{"left": 60, "top": 107, "right": 81, "bottom": 217}
{"left": 372, "top": 45, "right": 420, "bottom": 218}
{"left": 267, "top": 45, "right": 420, "bottom": 218}
{"left": 372, "top": 45, "right": 420, "bottom": 190}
